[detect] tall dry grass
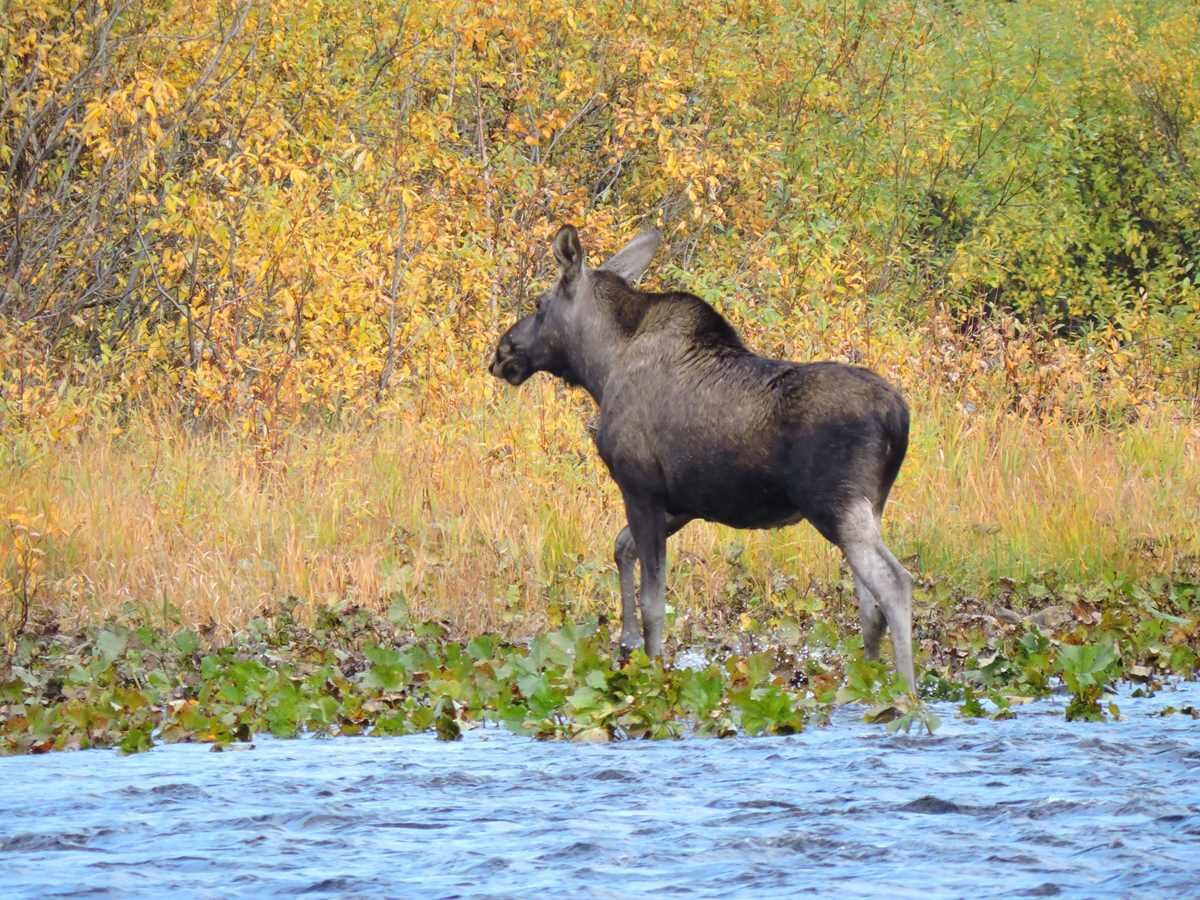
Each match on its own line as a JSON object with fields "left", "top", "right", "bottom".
{"left": 4, "top": 371, "right": 1197, "bottom": 638}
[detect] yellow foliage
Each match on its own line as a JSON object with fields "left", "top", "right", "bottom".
{"left": 1, "top": 0, "right": 1197, "bottom": 629}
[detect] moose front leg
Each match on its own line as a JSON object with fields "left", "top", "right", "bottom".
{"left": 614, "top": 525, "right": 643, "bottom": 653}
{"left": 621, "top": 495, "right": 679, "bottom": 658}
{"left": 614, "top": 514, "right": 691, "bottom": 656}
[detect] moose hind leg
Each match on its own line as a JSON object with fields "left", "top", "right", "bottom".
{"left": 854, "top": 575, "right": 887, "bottom": 660}
{"left": 874, "top": 539, "right": 916, "bottom": 684}
{"left": 838, "top": 498, "right": 916, "bottom": 692}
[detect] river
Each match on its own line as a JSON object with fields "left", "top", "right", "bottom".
{"left": 3, "top": 682, "right": 1199, "bottom": 898}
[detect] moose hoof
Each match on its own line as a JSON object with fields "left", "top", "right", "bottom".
{"left": 618, "top": 638, "right": 643, "bottom": 664}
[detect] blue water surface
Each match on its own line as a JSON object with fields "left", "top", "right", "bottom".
{"left": 3, "top": 682, "right": 1199, "bottom": 898}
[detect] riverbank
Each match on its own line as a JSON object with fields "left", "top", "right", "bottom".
{"left": 3, "top": 569, "right": 1197, "bottom": 754}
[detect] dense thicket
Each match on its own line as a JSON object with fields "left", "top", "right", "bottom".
{"left": 2, "top": 0, "right": 1197, "bottom": 424}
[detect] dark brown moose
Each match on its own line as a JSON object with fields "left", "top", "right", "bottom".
{"left": 490, "top": 225, "right": 915, "bottom": 691}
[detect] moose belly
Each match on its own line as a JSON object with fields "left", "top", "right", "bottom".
{"left": 662, "top": 464, "right": 801, "bottom": 529}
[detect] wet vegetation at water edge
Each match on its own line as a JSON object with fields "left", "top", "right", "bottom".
{"left": 3, "top": 574, "right": 1198, "bottom": 755}
{"left": 3, "top": 1, "right": 1199, "bottom": 740}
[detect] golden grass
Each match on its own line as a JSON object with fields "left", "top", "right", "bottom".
{"left": 4, "top": 371, "right": 1198, "bottom": 637}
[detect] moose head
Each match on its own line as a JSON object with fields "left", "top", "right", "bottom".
{"left": 489, "top": 225, "right": 661, "bottom": 396}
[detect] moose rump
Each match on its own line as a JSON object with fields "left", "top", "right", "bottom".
{"left": 490, "top": 224, "right": 916, "bottom": 691}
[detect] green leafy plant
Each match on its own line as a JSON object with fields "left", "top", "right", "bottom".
{"left": 1057, "top": 642, "right": 1120, "bottom": 721}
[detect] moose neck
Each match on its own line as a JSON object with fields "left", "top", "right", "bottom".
{"left": 558, "top": 269, "right": 666, "bottom": 404}
{"left": 566, "top": 314, "right": 623, "bottom": 405}
{"left": 564, "top": 274, "right": 639, "bottom": 404}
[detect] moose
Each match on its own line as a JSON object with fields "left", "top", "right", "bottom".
{"left": 490, "top": 225, "right": 916, "bottom": 691}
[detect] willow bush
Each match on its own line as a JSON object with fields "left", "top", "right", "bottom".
{"left": 2, "top": 0, "right": 1196, "bottom": 431}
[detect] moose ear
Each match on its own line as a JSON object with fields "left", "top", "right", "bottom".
{"left": 598, "top": 229, "right": 661, "bottom": 285}
{"left": 552, "top": 225, "right": 584, "bottom": 280}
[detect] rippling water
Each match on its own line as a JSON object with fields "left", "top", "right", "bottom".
{"left": 3, "top": 683, "right": 1200, "bottom": 898}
